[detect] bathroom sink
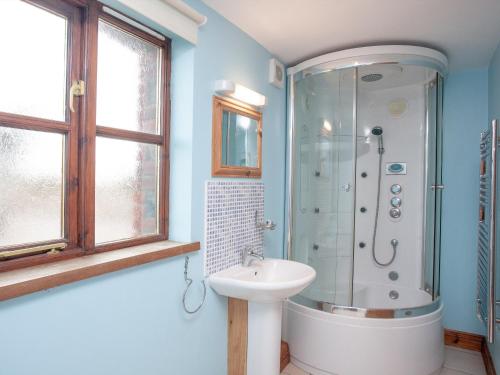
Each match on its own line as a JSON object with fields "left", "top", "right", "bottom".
{"left": 209, "top": 259, "right": 316, "bottom": 302}
{"left": 210, "top": 259, "right": 315, "bottom": 375}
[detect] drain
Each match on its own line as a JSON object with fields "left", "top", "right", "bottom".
{"left": 389, "top": 290, "right": 399, "bottom": 300}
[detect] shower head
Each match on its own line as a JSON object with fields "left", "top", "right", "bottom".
{"left": 361, "top": 73, "right": 383, "bottom": 82}
{"left": 371, "top": 127, "right": 385, "bottom": 154}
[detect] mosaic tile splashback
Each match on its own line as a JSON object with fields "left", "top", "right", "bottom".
{"left": 205, "top": 181, "right": 264, "bottom": 275}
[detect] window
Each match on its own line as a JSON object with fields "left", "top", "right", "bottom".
{"left": 0, "top": 0, "right": 171, "bottom": 271}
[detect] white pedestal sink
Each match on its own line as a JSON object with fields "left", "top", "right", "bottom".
{"left": 209, "top": 259, "right": 316, "bottom": 375}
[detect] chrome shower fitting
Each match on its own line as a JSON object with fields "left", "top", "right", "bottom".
{"left": 389, "top": 208, "right": 401, "bottom": 219}
{"left": 371, "top": 126, "right": 396, "bottom": 267}
{"left": 371, "top": 126, "right": 384, "bottom": 155}
{"left": 374, "top": 239, "right": 398, "bottom": 267}
{"left": 391, "top": 239, "right": 399, "bottom": 253}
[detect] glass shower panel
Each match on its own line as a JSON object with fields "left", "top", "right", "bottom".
{"left": 423, "top": 74, "right": 443, "bottom": 298}
{"left": 290, "top": 68, "right": 356, "bottom": 306}
{"left": 434, "top": 75, "right": 443, "bottom": 299}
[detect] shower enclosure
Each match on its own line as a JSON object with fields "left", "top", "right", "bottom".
{"left": 284, "top": 46, "right": 447, "bottom": 375}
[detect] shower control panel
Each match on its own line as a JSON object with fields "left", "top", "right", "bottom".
{"left": 389, "top": 184, "right": 403, "bottom": 221}
{"left": 386, "top": 162, "right": 407, "bottom": 175}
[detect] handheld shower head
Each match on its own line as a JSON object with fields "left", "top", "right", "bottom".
{"left": 371, "top": 127, "right": 385, "bottom": 154}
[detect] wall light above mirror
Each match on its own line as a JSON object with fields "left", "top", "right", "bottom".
{"left": 214, "top": 80, "right": 266, "bottom": 107}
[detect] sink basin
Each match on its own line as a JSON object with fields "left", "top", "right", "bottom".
{"left": 209, "top": 258, "right": 316, "bottom": 302}
{"left": 210, "top": 258, "right": 315, "bottom": 375}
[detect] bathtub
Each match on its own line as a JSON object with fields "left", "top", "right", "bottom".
{"left": 283, "top": 289, "right": 444, "bottom": 375}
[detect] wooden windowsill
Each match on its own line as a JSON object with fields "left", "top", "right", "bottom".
{"left": 0, "top": 240, "right": 200, "bottom": 302}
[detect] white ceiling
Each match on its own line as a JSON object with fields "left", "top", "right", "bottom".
{"left": 202, "top": 0, "right": 500, "bottom": 71}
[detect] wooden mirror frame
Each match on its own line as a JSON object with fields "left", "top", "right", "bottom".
{"left": 212, "top": 96, "right": 262, "bottom": 178}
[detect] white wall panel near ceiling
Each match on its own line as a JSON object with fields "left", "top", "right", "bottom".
{"left": 116, "top": 0, "right": 206, "bottom": 44}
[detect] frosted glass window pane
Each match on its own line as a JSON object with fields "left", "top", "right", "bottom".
{"left": 0, "top": 1, "right": 67, "bottom": 121}
{"left": 0, "top": 127, "right": 65, "bottom": 247}
{"left": 96, "top": 20, "right": 161, "bottom": 134}
{"left": 95, "top": 137, "right": 159, "bottom": 244}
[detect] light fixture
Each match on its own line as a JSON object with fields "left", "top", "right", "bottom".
{"left": 323, "top": 120, "right": 332, "bottom": 132}
{"left": 214, "top": 80, "right": 266, "bottom": 107}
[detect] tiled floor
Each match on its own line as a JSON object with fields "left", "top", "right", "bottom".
{"left": 442, "top": 347, "right": 486, "bottom": 375}
{"left": 281, "top": 346, "right": 487, "bottom": 375}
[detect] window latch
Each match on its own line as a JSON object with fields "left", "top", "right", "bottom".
{"left": 0, "top": 242, "right": 67, "bottom": 261}
{"left": 69, "top": 80, "right": 85, "bottom": 113}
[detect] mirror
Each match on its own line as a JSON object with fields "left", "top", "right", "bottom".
{"left": 212, "top": 96, "right": 262, "bottom": 178}
{"left": 221, "top": 111, "right": 259, "bottom": 167}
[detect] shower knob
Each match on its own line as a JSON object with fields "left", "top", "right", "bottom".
{"left": 390, "top": 184, "right": 402, "bottom": 194}
{"left": 389, "top": 208, "right": 401, "bottom": 218}
{"left": 390, "top": 197, "right": 401, "bottom": 207}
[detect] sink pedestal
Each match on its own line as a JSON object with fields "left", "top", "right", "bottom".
{"left": 247, "top": 301, "right": 283, "bottom": 375}
{"left": 209, "top": 259, "right": 316, "bottom": 374}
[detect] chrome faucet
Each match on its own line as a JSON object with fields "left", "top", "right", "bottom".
{"left": 242, "top": 246, "right": 264, "bottom": 267}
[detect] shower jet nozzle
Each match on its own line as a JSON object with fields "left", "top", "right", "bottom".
{"left": 371, "top": 127, "right": 385, "bottom": 154}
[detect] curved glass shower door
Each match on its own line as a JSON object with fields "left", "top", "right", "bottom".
{"left": 290, "top": 68, "right": 357, "bottom": 306}
{"left": 423, "top": 75, "right": 444, "bottom": 299}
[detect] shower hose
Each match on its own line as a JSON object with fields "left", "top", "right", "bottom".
{"left": 372, "top": 150, "right": 397, "bottom": 267}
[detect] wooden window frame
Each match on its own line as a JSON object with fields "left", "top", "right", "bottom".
{"left": 0, "top": 0, "right": 172, "bottom": 272}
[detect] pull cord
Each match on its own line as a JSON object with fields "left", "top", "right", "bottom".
{"left": 182, "top": 256, "right": 206, "bottom": 314}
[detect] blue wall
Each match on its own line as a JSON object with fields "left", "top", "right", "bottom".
{"left": 0, "top": 1, "right": 287, "bottom": 374}
{"left": 186, "top": 0, "right": 287, "bottom": 258}
{"left": 489, "top": 44, "right": 500, "bottom": 132}
{"left": 441, "top": 68, "right": 489, "bottom": 334}
{"left": 1, "top": 1, "right": 494, "bottom": 372}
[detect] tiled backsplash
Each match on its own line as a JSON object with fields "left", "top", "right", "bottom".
{"left": 204, "top": 181, "right": 264, "bottom": 275}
